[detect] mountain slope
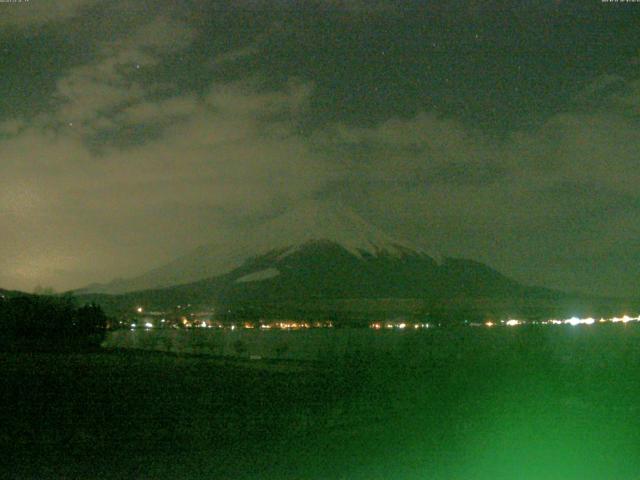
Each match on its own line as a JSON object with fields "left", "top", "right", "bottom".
{"left": 79, "top": 201, "right": 431, "bottom": 294}
{"left": 85, "top": 238, "right": 531, "bottom": 317}
{"left": 75, "top": 201, "right": 633, "bottom": 322}
{"left": 76, "top": 237, "right": 634, "bottom": 323}
{"left": 218, "top": 240, "right": 522, "bottom": 302}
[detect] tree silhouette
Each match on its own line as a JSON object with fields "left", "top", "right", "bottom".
{"left": 0, "top": 294, "right": 107, "bottom": 351}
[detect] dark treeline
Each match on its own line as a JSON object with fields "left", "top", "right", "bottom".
{"left": 0, "top": 294, "right": 107, "bottom": 351}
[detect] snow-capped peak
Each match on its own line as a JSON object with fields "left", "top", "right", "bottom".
{"left": 81, "top": 200, "right": 431, "bottom": 293}
{"left": 259, "top": 201, "right": 421, "bottom": 259}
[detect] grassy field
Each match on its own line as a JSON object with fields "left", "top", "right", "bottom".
{"left": 2, "top": 325, "right": 640, "bottom": 479}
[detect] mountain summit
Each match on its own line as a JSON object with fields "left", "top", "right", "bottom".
{"left": 80, "top": 201, "right": 432, "bottom": 294}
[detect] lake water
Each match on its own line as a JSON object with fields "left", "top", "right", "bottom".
{"left": 103, "top": 323, "right": 640, "bottom": 364}
{"left": 104, "top": 327, "right": 432, "bottom": 361}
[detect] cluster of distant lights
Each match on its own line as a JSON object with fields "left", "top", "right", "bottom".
{"left": 370, "top": 322, "right": 431, "bottom": 330}
{"left": 131, "top": 308, "right": 334, "bottom": 331}
{"left": 369, "top": 316, "right": 640, "bottom": 330}
{"left": 131, "top": 322, "right": 334, "bottom": 331}
{"left": 131, "top": 307, "right": 640, "bottom": 331}
{"left": 491, "top": 315, "right": 640, "bottom": 327}
{"left": 257, "top": 321, "right": 333, "bottom": 330}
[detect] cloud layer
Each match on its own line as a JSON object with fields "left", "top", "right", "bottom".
{"left": 1, "top": 5, "right": 639, "bottom": 297}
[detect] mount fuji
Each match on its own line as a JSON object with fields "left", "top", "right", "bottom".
{"left": 80, "top": 201, "right": 436, "bottom": 295}
{"left": 75, "top": 200, "right": 627, "bottom": 322}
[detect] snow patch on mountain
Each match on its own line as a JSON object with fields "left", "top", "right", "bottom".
{"left": 235, "top": 268, "right": 280, "bottom": 283}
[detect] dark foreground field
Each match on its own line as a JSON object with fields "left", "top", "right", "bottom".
{"left": 2, "top": 325, "right": 640, "bottom": 480}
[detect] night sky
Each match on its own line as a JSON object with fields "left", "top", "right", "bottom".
{"left": 1, "top": 1, "right": 639, "bottom": 297}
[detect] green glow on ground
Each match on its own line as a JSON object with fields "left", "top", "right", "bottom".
{"left": 2, "top": 325, "right": 639, "bottom": 479}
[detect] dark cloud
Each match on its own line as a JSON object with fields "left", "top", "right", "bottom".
{"left": 0, "top": 0, "right": 96, "bottom": 27}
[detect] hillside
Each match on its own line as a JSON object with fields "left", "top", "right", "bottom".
{"left": 75, "top": 202, "right": 637, "bottom": 323}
